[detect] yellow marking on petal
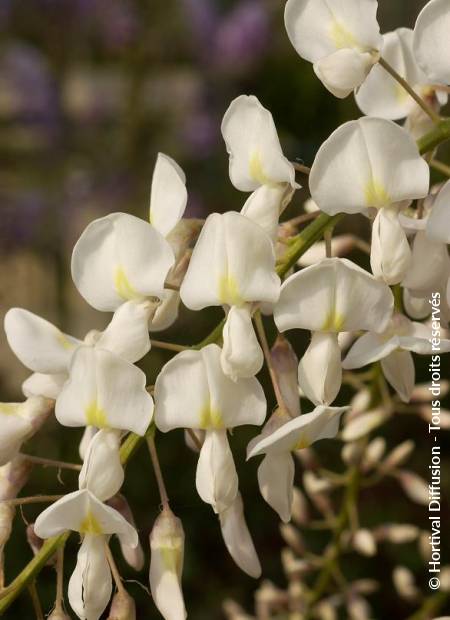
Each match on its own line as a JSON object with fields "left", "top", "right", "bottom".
{"left": 161, "top": 544, "right": 183, "bottom": 576}
{"left": 0, "top": 403, "right": 19, "bottom": 415}
{"left": 249, "top": 151, "right": 276, "bottom": 187}
{"left": 199, "top": 405, "right": 224, "bottom": 430}
{"left": 79, "top": 510, "right": 103, "bottom": 535}
{"left": 330, "top": 20, "right": 359, "bottom": 50}
{"left": 114, "top": 266, "right": 138, "bottom": 301}
{"left": 322, "top": 311, "right": 345, "bottom": 332}
{"left": 218, "top": 274, "right": 243, "bottom": 307}
{"left": 364, "top": 178, "right": 391, "bottom": 208}
{"left": 85, "top": 401, "right": 108, "bottom": 427}
{"left": 292, "top": 434, "right": 310, "bottom": 451}
{"left": 57, "top": 333, "right": 76, "bottom": 351}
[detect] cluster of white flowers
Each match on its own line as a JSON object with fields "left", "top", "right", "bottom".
{"left": 1, "top": 1, "right": 450, "bottom": 619}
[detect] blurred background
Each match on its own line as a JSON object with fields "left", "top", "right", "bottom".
{"left": 1, "top": 1, "right": 449, "bottom": 618}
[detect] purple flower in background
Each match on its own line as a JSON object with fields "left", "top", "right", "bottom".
{"left": 0, "top": 44, "right": 60, "bottom": 131}
{"left": 214, "top": 1, "right": 270, "bottom": 72}
{"left": 0, "top": 193, "right": 47, "bottom": 251}
{"left": 181, "top": 109, "right": 218, "bottom": 158}
{"left": 181, "top": 0, "right": 218, "bottom": 54}
{"left": 93, "top": 0, "right": 139, "bottom": 51}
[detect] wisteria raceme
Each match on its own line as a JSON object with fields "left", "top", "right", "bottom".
{"left": 0, "top": 1, "right": 450, "bottom": 619}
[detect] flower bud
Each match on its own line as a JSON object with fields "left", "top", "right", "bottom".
{"left": 0, "top": 503, "right": 15, "bottom": 548}
{"left": 290, "top": 487, "right": 310, "bottom": 526}
{"left": 107, "top": 589, "right": 136, "bottom": 620}
{"left": 298, "top": 332, "right": 342, "bottom": 406}
{"left": 392, "top": 566, "right": 419, "bottom": 602}
{"left": 379, "top": 441, "right": 414, "bottom": 473}
{"left": 342, "top": 409, "right": 388, "bottom": 442}
{"left": 347, "top": 594, "right": 372, "bottom": 620}
{"left": 47, "top": 607, "right": 71, "bottom": 620}
{"left": 0, "top": 456, "right": 33, "bottom": 501}
{"left": 353, "top": 529, "right": 377, "bottom": 557}
{"left": 149, "top": 508, "right": 186, "bottom": 620}
{"left": 107, "top": 495, "right": 145, "bottom": 572}
{"left": 279, "top": 524, "right": 305, "bottom": 555}
{"left": 361, "top": 438, "right": 386, "bottom": 471}
{"left": 270, "top": 335, "right": 300, "bottom": 418}
{"left": 393, "top": 470, "right": 429, "bottom": 505}
{"left": 375, "top": 524, "right": 419, "bottom": 545}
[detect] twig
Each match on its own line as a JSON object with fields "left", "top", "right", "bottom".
{"left": 3, "top": 495, "right": 63, "bottom": 507}
{"left": 379, "top": 57, "right": 441, "bottom": 124}
{"left": 150, "top": 340, "right": 188, "bottom": 353}
{"left": 430, "top": 159, "right": 450, "bottom": 177}
{"left": 28, "top": 581, "right": 44, "bottom": 620}
{"left": 105, "top": 542, "right": 125, "bottom": 595}
{"left": 146, "top": 435, "right": 170, "bottom": 510}
{"left": 19, "top": 454, "right": 81, "bottom": 471}
{"left": 292, "top": 162, "right": 311, "bottom": 175}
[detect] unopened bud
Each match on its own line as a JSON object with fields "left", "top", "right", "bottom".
{"left": 341, "top": 442, "right": 364, "bottom": 466}
{"left": 440, "top": 566, "right": 450, "bottom": 592}
{"left": 290, "top": 487, "right": 310, "bottom": 526}
{"left": 0, "top": 456, "right": 33, "bottom": 501}
{"left": 280, "top": 524, "right": 305, "bottom": 555}
{"left": 222, "top": 599, "right": 254, "bottom": 620}
{"left": 342, "top": 409, "right": 388, "bottom": 442}
{"left": 392, "top": 566, "right": 419, "bottom": 602}
{"left": 316, "top": 600, "right": 338, "bottom": 620}
{"left": 361, "top": 437, "right": 386, "bottom": 471}
{"left": 26, "top": 523, "right": 55, "bottom": 565}
{"left": 347, "top": 595, "right": 371, "bottom": 620}
{"left": 375, "top": 524, "right": 419, "bottom": 544}
{"left": 353, "top": 530, "right": 377, "bottom": 557}
{"left": 150, "top": 507, "right": 186, "bottom": 620}
{"left": 48, "top": 607, "right": 71, "bottom": 620}
{"left": 0, "top": 503, "right": 15, "bottom": 547}
{"left": 418, "top": 530, "right": 432, "bottom": 560}
{"left": 394, "top": 470, "right": 429, "bottom": 505}
{"left": 107, "top": 589, "right": 136, "bottom": 620}
{"left": 270, "top": 335, "right": 300, "bottom": 418}
{"left": 379, "top": 441, "right": 414, "bottom": 474}
{"left": 107, "top": 495, "right": 144, "bottom": 571}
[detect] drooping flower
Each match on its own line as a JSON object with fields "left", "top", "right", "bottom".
{"left": 180, "top": 211, "right": 280, "bottom": 379}
{"left": 149, "top": 507, "right": 187, "bottom": 620}
{"left": 154, "top": 344, "right": 266, "bottom": 513}
{"left": 248, "top": 406, "right": 347, "bottom": 522}
{"left": 343, "top": 313, "right": 450, "bottom": 402}
{"left": 413, "top": 0, "right": 450, "bottom": 86}
{"left": 0, "top": 397, "right": 53, "bottom": 466}
{"left": 355, "top": 28, "right": 444, "bottom": 121}
{"left": 78, "top": 429, "right": 124, "bottom": 502}
{"left": 274, "top": 258, "right": 394, "bottom": 405}
{"left": 309, "top": 117, "right": 430, "bottom": 284}
{"left": 284, "top": 0, "right": 382, "bottom": 98}
{"left": 221, "top": 95, "right": 298, "bottom": 241}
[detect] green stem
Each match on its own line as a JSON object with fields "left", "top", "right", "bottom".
{"left": 418, "top": 118, "right": 450, "bottom": 155}
{"left": 430, "top": 158, "right": 450, "bottom": 177}
{"left": 404, "top": 592, "right": 449, "bottom": 620}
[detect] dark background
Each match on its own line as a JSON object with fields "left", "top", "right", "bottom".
{"left": 0, "top": 1, "right": 449, "bottom": 618}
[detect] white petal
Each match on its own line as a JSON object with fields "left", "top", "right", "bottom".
{"left": 399, "top": 322, "right": 450, "bottom": 354}
{"left": 149, "top": 153, "right": 188, "bottom": 237}
{"left": 314, "top": 49, "right": 377, "bottom": 98}
{"left": 270, "top": 335, "right": 301, "bottom": 418}
{"left": 55, "top": 346, "right": 153, "bottom": 435}
{"left": 257, "top": 453, "right": 294, "bottom": 523}
{"left": 95, "top": 300, "right": 152, "bottom": 363}
{"left": 34, "top": 489, "right": 138, "bottom": 546}
{"left": 402, "top": 290, "right": 431, "bottom": 320}
{"left": 149, "top": 291, "right": 181, "bottom": 332}
{"left": 0, "top": 403, "right": 33, "bottom": 466}
{"left": 79, "top": 426, "right": 97, "bottom": 461}
{"left": 298, "top": 332, "right": 342, "bottom": 406}
{"left": 195, "top": 430, "right": 238, "bottom": 513}
{"left": 219, "top": 493, "right": 261, "bottom": 578}
{"left": 22, "top": 372, "right": 67, "bottom": 399}
{"left": 356, "top": 29, "right": 428, "bottom": 119}
{"left": 402, "top": 231, "right": 449, "bottom": 294}
{"left": 180, "top": 212, "right": 280, "bottom": 310}
{"left": 342, "top": 332, "right": 397, "bottom": 369}
{"left": 274, "top": 257, "right": 394, "bottom": 333}
{"left": 284, "top": 0, "right": 381, "bottom": 63}
{"left": 241, "top": 185, "right": 291, "bottom": 242}
{"left": 221, "top": 306, "right": 263, "bottom": 380}
{"left": 221, "top": 95, "right": 295, "bottom": 191}
{"left": 248, "top": 406, "right": 347, "bottom": 458}
{"left": 71, "top": 213, "right": 175, "bottom": 312}
{"left": 381, "top": 350, "right": 415, "bottom": 402}
{"left": 4, "top": 308, "right": 80, "bottom": 374}
{"left": 370, "top": 207, "right": 412, "bottom": 285}
{"left": 155, "top": 344, "right": 266, "bottom": 432}
{"left": 150, "top": 508, "right": 186, "bottom": 620}
{"left": 427, "top": 180, "right": 450, "bottom": 243}
{"left": 309, "top": 118, "right": 429, "bottom": 215}
{"left": 68, "top": 535, "right": 112, "bottom": 620}
{"left": 79, "top": 429, "right": 124, "bottom": 502}
{"left": 413, "top": 0, "right": 450, "bottom": 85}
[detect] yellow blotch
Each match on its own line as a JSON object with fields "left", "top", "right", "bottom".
{"left": 322, "top": 311, "right": 345, "bottom": 332}
{"left": 114, "top": 266, "right": 137, "bottom": 301}
{"left": 79, "top": 510, "right": 103, "bottom": 535}
{"left": 199, "top": 405, "right": 223, "bottom": 430}
{"left": 57, "top": 333, "right": 76, "bottom": 351}
{"left": 364, "top": 178, "right": 391, "bottom": 208}
{"left": 330, "top": 20, "right": 359, "bottom": 50}
{"left": 161, "top": 544, "right": 183, "bottom": 577}
{"left": 218, "top": 274, "right": 243, "bottom": 307}
{"left": 0, "top": 403, "right": 19, "bottom": 415}
{"left": 292, "top": 434, "right": 310, "bottom": 451}
{"left": 85, "top": 401, "right": 108, "bottom": 427}
{"left": 249, "top": 152, "right": 274, "bottom": 186}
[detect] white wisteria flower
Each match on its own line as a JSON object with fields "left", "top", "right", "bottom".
{"left": 180, "top": 211, "right": 280, "bottom": 379}
{"left": 413, "top": 0, "right": 450, "bottom": 86}
{"left": 34, "top": 489, "right": 138, "bottom": 620}
{"left": 218, "top": 492, "right": 261, "bottom": 579}
{"left": 355, "top": 28, "right": 443, "bottom": 121}
{"left": 248, "top": 406, "right": 348, "bottom": 522}
{"left": 149, "top": 507, "right": 187, "bottom": 620}
{"left": 426, "top": 180, "right": 450, "bottom": 245}
{"left": 221, "top": 95, "right": 298, "bottom": 241}
{"left": 0, "top": 397, "right": 53, "bottom": 466}
{"left": 343, "top": 313, "right": 450, "bottom": 402}
{"left": 5, "top": 303, "right": 153, "bottom": 399}
{"left": 274, "top": 258, "right": 394, "bottom": 406}
{"left": 155, "top": 344, "right": 266, "bottom": 513}
{"left": 284, "top": 0, "right": 382, "bottom": 98}
{"left": 55, "top": 345, "right": 153, "bottom": 435}
{"left": 78, "top": 428, "right": 124, "bottom": 502}
{"left": 309, "top": 117, "right": 430, "bottom": 284}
